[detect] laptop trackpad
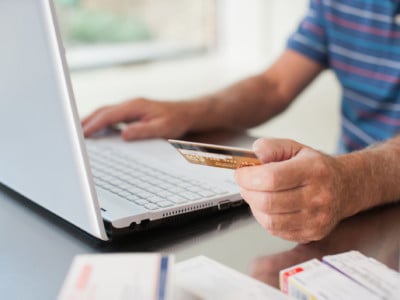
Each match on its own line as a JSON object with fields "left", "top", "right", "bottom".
{"left": 96, "top": 187, "right": 147, "bottom": 221}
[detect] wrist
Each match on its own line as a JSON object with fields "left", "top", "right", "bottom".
{"left": 335, "top": 141, "right": 400, "bottom": 218}
{"left": 182, "top": 96, "right": 218, "bottom": 132}
{"left": 335, "top": 152, "right": 369, "bottom": 218}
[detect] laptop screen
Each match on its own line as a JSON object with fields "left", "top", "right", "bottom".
{"left": 0, "top": 0, "right": 107, "bottom": 240}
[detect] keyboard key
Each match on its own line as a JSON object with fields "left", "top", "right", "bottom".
{"left": 127, "top": 194, "right": 141, "bottom": 202}
{"left": 186, "top": 185, "right": 203, "bottom": 193}
{"left": 198, "top": 190, "right": 216, "bottom": 198}
{"left": 212, "top": 188, "right": 229, "bottom": 195}
{"left": 158, "top": 200, "right": 174, "bottom": 208}
{"left": 169, "top": 195, "right": 187, "bottom": 204}
{"left": 148, "top": 196, "right": 164, "bottom": 203}
{"left": 145, "top": 203, "right": 159, "bottom": 210}
{"left": 181, "top": 192, "right": 202, "bottom": 201}
{"left": 158, "top": 190, "right": 174, "bottom": 198}
{"left": 133, "top": 198, "right": 149, "bottom": 206}
{"left": 136, "top": 191, "right": 153, "bottom": 198}
{"left": 117, "top": 191, "right": 131, "bottom": 198}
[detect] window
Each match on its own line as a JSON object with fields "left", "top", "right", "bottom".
{"left": 55, "top": 0, "right": 217, "bottom": 70}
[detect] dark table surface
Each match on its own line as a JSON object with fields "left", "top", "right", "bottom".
{"left": 1, "top": 131, "right": 399, "bottom": 299}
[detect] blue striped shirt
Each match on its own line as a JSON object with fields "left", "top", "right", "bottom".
{"left": 287, "top": 0, "right": 400, "bottom": 153}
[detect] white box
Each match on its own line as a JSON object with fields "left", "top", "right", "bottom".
{"left": 58, "top": 253, "right": 173, "bottom": 300}
{"left": 280, "top": 258, "right": 379, "bottom": 300}
{"left": 323, "top": 251, "right": 400, "bottom": 299}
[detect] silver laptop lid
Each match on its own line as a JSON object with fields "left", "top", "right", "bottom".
{"left": 0, "top": 0, "right": 108, "bottom": 240}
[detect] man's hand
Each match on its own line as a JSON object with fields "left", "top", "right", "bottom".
{"left": 82, "top": 98, "right": 196, "bottom": 140}
{"left": 235, "top": 138, "right": 349, "bottom": 243}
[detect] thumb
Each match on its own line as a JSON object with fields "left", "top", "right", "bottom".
{"left": 252, "top": 138, "right": 304, "bottom": 163}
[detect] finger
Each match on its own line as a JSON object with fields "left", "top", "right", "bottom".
{"left": 121, "top": 120, "right": 165, "bottom": 140}
{"left": 252, "top": 138, "right": 304, "bottom": 163}
{"left": 251, "top": 208, "right": 330, "bottom": 243}
{"left": 81, "top": 106, "right": 110, "bottom": 126}
{"left": 83, "top": 111, "right": 119, "bottom": 137}
{"left": 268, "top": 226, "right": 323, "bottom": 243}
{"left": 239, "top": 187, "right": 304, "bottom": 214}
{"left": 270, "top": 228, "right": 311, "bottom": 243}
{"left": 251, "top": 208, "right": 306, "bottom": 232}
{"left": 235, "top": 158, "right": 309, "bottom": 192}
{"left": 83, "top": 103, "right": 143, "bottom": 137}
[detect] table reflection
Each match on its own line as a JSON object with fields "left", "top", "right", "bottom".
{"left": 249, "top": 203, "right": 400, "bottom": 288}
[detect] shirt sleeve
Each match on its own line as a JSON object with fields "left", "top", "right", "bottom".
{"left": 287, "top": 0, "right": 328, "bottom": 66}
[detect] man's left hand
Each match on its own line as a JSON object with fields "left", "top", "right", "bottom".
{"left": 235, "top": 138, "right": 349, "bottom": 243}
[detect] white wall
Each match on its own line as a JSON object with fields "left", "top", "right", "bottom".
{"left": 217, "top": 0, "right": 309, "bottom": 62}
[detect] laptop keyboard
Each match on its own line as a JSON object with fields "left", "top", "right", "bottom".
{"left": 88, "top": 146, "right": 229, "bottom": 211}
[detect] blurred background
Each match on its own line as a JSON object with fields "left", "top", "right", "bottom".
{"left": 56, "top": 0, "right": 216, "bottom": 69}
{"left": 55, "top": 0, "right": 341, "bottom": 154}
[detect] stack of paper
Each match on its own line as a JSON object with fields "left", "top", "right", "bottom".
{"left": 58, "top": 253, "right": 173, "bottom": 300}
{"left": 58, "top": 254, "right": 290, "bottom": 300}
{"left": 280, "top": 251, "right": 400, "bottom": 300}
{"left": 174, "top": 256, "right": 290, "bottom": 300}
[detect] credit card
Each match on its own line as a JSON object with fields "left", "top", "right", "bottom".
{"left": 168, "top": 139, "right": 262, "bottom": 169}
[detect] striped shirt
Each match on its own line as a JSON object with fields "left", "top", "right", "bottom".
{"left": 287, "top": 0, "right": 400, "bottom": 153}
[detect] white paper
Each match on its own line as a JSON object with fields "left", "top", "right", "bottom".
{"left": 288, "top": 259, "right": 380, "bottom": 300}
{"left": 323, "top": 251, "right": 400, "bottom": 299}
{"left": 58, "top": 253, "right": 173, "bottom": 300}
{"left": 174, "top": 256, "right": 291, "bottom": 300}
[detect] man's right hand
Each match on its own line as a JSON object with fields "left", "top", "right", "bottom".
{"left": 82, "top": 98, "right": 196, "bottom": 140}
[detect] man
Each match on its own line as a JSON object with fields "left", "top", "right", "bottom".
{"left": 82, "top": 0, "right": 400, "bottom": 243}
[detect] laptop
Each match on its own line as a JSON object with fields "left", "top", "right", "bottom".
{"left": 0, "top": 0, "right": 243, "bottom": 241}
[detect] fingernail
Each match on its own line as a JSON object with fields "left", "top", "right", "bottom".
{"left": 121, "top": 131, "right": 132, "bottom": 140}
{"left": 82, "top": 125, "right": 91, "bottom": 136}
{"left": 252, "top": 139, "right": 264, "bottom": 152}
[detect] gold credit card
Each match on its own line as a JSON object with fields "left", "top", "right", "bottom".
{"left": 168, "top": 139, "right": 262, "bottom": 169}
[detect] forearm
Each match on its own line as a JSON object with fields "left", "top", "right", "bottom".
{"left": 186, "top": 73, "right": 289, "bottom": 132}
{"left": 337, "top": 136, "right": 400, "bottom": 218}
{"left": 183, "top": 50, "right": 324, "bottom": 133}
